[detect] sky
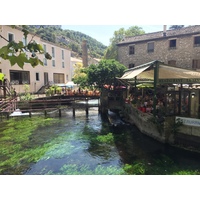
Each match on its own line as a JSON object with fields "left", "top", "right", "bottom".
{"left": 61, "top": 25, "right": 164, "bottom": 46}
{"left": 1, "top": 1, "right": 198, "bottom": 47}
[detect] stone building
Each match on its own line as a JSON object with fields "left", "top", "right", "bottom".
{"left": 117, "top": 25, "right": 200, "bottom": 70}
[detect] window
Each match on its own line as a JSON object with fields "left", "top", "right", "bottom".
{"left": 53, "top": 73, "right": 64, "bottom": 83}
{"left": 168, "top": 60, "right": 176, "bottom": 67}
{"left": 10, "top": 70, "right": 30, "bottom": 85}
{"left": 43, "top": 58, "right": 47, "bottom": 66}
{"left": 52, "top": 60, "right": 55, "bottom": 67}
{"left": 129, "top": 45, "right": 135, "bottom": 55}
{"left": 147, "top": 42, "right": 154, "bottom": 53}
{"left": 43, "top": 44, "right": 47, "bottom": 52}
{"left": 192, "top": 59, "right": 200, "bottom": 69}
{"left": 129, "top": 63, "right": 135, "bottom": 69}
{"left": 169, "top": 39, "right": 176, "bottom": 49}
{"left": 52, "top": 47, "right": 55, "bottom": 58}
{"left": 8, "top": 33, "right": 14, "bottom": 42}
{"left": 62, "top": 50, "right": 64, "bottom": 60}
{"left": 62, "top": 61, "right": 65, "bottom": 68}
{"left": 36, "top": 73, "right": 39, "bottom": 81}
{"left": 194, "top": 36, "right": 200, "bottom": 47}
{"left": 22, "top": 37, "right": 27, "bottom": 46}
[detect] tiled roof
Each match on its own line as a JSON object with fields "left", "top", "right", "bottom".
{"left": 117, "top": 25, "right": 200, "bottom": 45}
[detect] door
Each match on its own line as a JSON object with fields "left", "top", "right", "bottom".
{"left": 44, "top": 72, "right": 48, "bottom": 85}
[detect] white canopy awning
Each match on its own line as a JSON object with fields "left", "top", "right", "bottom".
{"left": 119, "top": 60, "right": 156, "bottom": 80}
{"left": 159, "top": 65, "right": 200, "bottom": 79}
{"left": 120, "top": 65, "right": 150, "bottom": 79}
{"left": 118, "top": 60, "right": 200, "bottom": 84}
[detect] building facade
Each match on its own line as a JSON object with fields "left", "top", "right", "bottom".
{"left": 0, "top": 25, "right": 71, "bottom": 94}
{"left": 117, "top": 25, "right": 200, "bottom": 70}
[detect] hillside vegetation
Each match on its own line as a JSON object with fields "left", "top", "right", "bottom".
{"left": 27, "top": 25, "right": 107, "bottom": 59}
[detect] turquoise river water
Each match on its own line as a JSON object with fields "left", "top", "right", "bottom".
{"left": 1, "top": 104, "right": 200, "bottom": 175}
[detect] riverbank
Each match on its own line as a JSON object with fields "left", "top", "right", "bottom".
{"left": 121, "top": 102, "right": 200, "bottom": 154}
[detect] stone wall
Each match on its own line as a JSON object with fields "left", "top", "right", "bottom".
{"left": 179, "top": 125, "right": 200, "bottom": 137}
{"left": 123, "top": 103, "right": 200, "bottom": 152}
{"left": 117, "top": 35, "right": 200, "bottom": 69}
{"left": 123, "top": 103, "right": 168, "bottom": 143}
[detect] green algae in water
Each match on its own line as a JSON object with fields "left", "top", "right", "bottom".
{"left": 96, "top": 133, "right": 114, "bottom": 143}
{"left": 172, "top": 170, "right": 200, "bottom": 175}
{"left": 45, "top": 164, "right": 125, "bottom": 175}
{"left": 1, "top": 115, "right": 200, "bottom": 175}
{"left": 40, "top": 132, "right": 86, "bottom": 160}
{"left": 0, "top": 116, "right": 60, "bottom": 174}
{"left": 123, "top": 162, "right": 146, "bottom": 175}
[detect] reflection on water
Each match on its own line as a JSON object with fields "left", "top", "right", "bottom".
{"left": 1, "top": 105, "right": 200, "bottom": 175}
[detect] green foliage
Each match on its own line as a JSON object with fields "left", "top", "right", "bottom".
{"left": 87, "top": 59, "right": 126, "bottom": 88}
{"left": 45, "top": 85, "right": 62, "bottom": 96}
{"left": 104, "top": 26, "right": 145, "bottom": 59}
{"left": 19, "top": 84, "right": 34, "bottom": 101}
{"left": 72, "top": 62, "right": 88, "bottom": 87}
{"left": 26, "top": 25, "right": 107, "bottom": 59}
{"left": 0, "top": 26, "right": 52, "bottom": 68}
{"left": 72, "top": 59, "right": 127, "bottom": 89}
{"left": 169, "top": 25, "right": 184, "bottom": 30}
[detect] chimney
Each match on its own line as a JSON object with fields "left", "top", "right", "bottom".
{"left": 163, "top": 25, "right": 167, "bottom": 37}
{"left": 82, "top": 40, "right": 88, "bottom": 67}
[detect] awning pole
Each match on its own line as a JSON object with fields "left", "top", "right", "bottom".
{"left": 134, "top": 76, "right": 137, "bottom": 96}
{"left": 153, "top": 61, "right": 159, "bottom": 116}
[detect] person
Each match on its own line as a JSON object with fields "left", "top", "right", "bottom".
{"left": 3, "top": 78, "right": 7, "bottom": 85}
{"left": 0, "top": 73, "right": 5, "bottom": 83}
{"left": 13, "top": 88, "right": 17, "bottom": 98}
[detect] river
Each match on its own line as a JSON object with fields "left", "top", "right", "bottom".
{"left": 1, "top": 102, "right": 200, "bottom": 175}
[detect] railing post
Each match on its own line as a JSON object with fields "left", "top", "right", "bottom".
{"left": 85, "top": 97, "right": 89, "bottom": 115}
{"left": 72, "top": 98, "right": 76, "bottom": 117}
{"left": 59, "top": 108, "right": 61, "bottom": 117}
{"left": 73, "top": 107, "right": 75, "bottom": 117}
{"left": 6, "top": 112, "right": 9, "bottom": 119}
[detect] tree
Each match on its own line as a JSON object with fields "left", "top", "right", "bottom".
{"left": 87, "top": 59, "right": 126, "bottom": 89}
{"left": 0, "top": 25, "right": 52, "bottom": 68}
{"left": 72, "top": 62, "right": 88, "bottom": 87}
{"left": 169, "top": 25, "right": 184, "bottom": 30}
{"left": 104, "top": 26, "right": 145, "bottom": 60}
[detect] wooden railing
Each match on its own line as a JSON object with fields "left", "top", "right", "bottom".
{"left": 0, "top": 79, "right": 14, "bottom": 98}
{"left": 0, "top": 97, "right": 17, "bottom": 113}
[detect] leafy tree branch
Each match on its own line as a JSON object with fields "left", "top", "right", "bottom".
{"left": 0, "top": 25, "right": 52, "bottom": 68}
